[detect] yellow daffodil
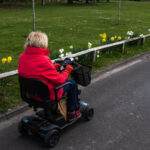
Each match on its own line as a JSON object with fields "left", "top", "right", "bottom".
{"left": 110, "top": 37, "right": 115, "bottom": 41}
{"left": 102, "top": 39, "right": 106, "bottom": 43}
{"left": 7, "top": 56, "right": 12, "bottom": 63}
{"left": 88, "top": 45, "right": 92, "bottom": 49}
{"left": 118, "top": 36, "right": 122, "bottom": 40}
{"left": 99, "top": 33, "right": 107, "bottom": 39}
{"left": 102, "top": 33, "right": 107, "bottom": 39}
{"left": 1, "top": 58, "right": 7, "bottom": 64}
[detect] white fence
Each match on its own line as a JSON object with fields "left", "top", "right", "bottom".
{"left": 0, "top": 34, "right": 150, "bottom": 79}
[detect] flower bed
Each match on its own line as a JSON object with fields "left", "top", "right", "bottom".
{"left": 56, "top": 29, "right": 150, "bottom": 63}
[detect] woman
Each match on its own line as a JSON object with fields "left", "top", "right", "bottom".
{"left": 18, "top": 31, "right": 81, "bottom": 121}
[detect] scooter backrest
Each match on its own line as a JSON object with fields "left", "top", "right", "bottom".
{"left": 19, "top": 76, "right": 51, "bottom": 108}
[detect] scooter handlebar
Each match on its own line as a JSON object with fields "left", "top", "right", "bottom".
{"left": 54, "top": 57, "right": 82, "bottom": 71}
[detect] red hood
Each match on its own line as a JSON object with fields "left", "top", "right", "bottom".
{"left": 25, "top": 47, "right": 51, "bottom": 55}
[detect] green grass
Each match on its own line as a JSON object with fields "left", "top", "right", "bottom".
{"left": 0, "top": 1, "right": 150, "bottom": 113}
{"left": 0, "top": 76, "right": 21, "bottom": 113}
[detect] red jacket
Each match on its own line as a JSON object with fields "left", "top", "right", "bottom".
{"left": 18, "top": 47, "right": 69, "bottom": 101}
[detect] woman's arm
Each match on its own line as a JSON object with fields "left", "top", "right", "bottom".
{"left": 41, "top": 56, "right": 71, "bottom": 86}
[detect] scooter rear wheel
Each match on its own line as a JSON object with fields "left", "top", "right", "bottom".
{"left": 44, "top": 129, "right": 60, "bottom": 148}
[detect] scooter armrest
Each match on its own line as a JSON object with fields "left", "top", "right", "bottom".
{"left": 54, "top": 82, "right": 73, "bottom": 102}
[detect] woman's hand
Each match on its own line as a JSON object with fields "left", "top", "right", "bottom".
{"left": 54, "top": 63, "right": 61, "bottom": 71}
{"left": 64, "top": 65, "right": 74, "bottom": 74}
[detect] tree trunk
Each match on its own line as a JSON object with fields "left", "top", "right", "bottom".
{"left": 41, "top": 0, "right": 45, "bottom": 6}
{"left": 67, "top": 0, "right": 73, "bottom": 4}
{"left": 106, "top": 0, "right": 110, "bottom": 2}
{"left": 0, "top": 0, "right": 4, "bottom": 3}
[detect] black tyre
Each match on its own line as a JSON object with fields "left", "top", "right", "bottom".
{"left": 44, "top": 129, "right": 60, "bottom": 148}
{"left": 18, "top": 121, "right": 28, "bottom": 136}
{"left": 83, "top": 107, "right": 94, "bottom": 121}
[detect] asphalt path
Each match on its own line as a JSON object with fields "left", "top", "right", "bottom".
{"left": 1, "top": 54, "right": 150, "bottom": 150}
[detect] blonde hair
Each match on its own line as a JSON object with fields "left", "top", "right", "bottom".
{"left": 24, "top": 31, "right": 48, "bottom": 49}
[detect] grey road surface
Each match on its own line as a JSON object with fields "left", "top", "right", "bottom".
{"left": 1, "top": 55, "right": 150, "bottom": 150}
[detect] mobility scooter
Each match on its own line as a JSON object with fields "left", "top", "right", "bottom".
{"left": 18, "top": 57, "right": 94, "bottom": 148}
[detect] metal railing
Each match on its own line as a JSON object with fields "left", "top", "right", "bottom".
{"left": 0, "top": 34, "right": 150, "bottom": 79}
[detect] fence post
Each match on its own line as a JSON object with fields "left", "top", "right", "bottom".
{"left": 92, "top": 51, "right": 97, "bottom": 62}
{"left": 121, "top": 42, "right": 125, "bottom": 54}
{"left": 141, "top": 37, "right": 145, "bottom": 46}
{"left": 32, "top": 0, "right": 35, "bottom": 31}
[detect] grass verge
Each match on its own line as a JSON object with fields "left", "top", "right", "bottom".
{"left": 0, "top": 1, "right": 150, "bottom": 113}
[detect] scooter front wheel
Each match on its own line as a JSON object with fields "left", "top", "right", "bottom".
{"left": 83, "top": 107, "right": 94, "bottom": 121}
{"left": 18, "top": 121, "right": 28, "bottom": 136}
